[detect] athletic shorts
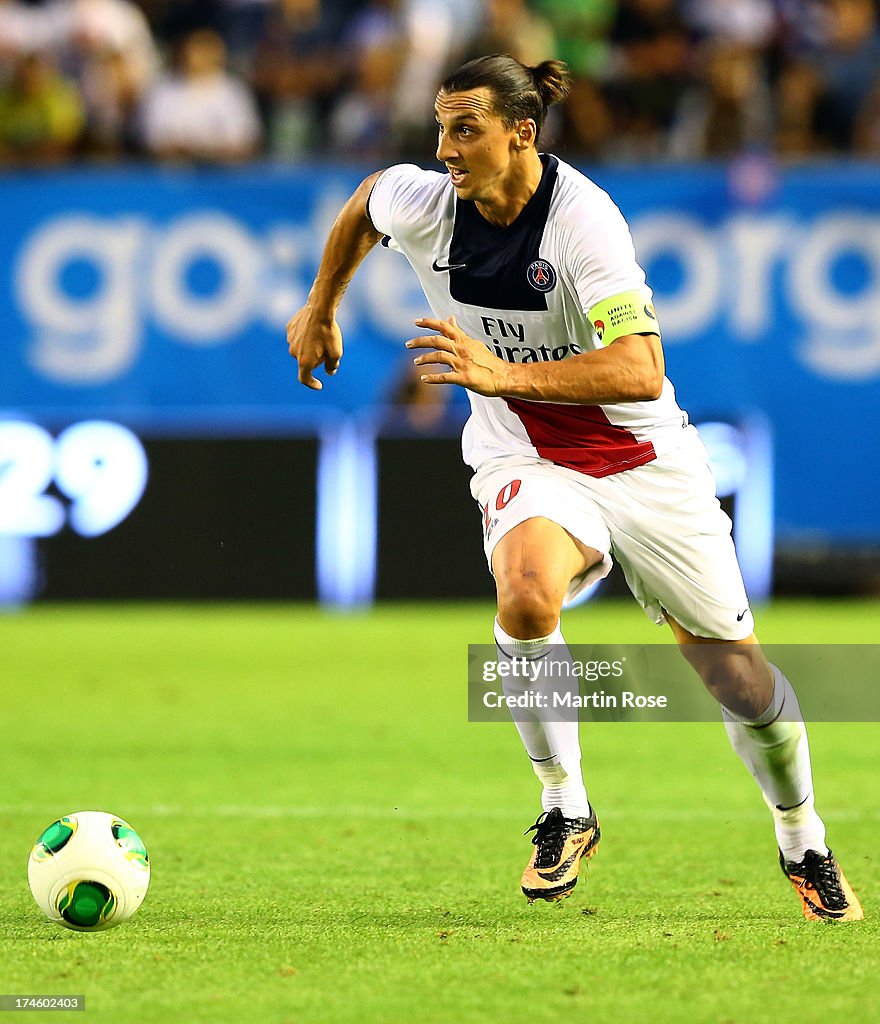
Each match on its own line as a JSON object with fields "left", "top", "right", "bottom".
{"left": 469, "top": 427, "right": 754, "bottom": 641}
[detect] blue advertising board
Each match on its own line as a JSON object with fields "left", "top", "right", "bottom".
{"left": 1, "top": 162, "right": 878, "bottom": 541}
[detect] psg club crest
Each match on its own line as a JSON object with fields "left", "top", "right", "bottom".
{"left": 526, "top": 259, "right": 557, "bottom": 292}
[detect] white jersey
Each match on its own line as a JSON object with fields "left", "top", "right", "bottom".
{"left": 367, "top": 155, "right": 690, "bottom": 478}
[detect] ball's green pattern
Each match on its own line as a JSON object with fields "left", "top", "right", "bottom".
{"left": 111, "top": 821, "right": 149, "bottom": 869}
{"left": 57, "top": 881, "right": 116, "bottom": 928}
{"left": 31, "top": 817, "right": 77, "bottom": 862}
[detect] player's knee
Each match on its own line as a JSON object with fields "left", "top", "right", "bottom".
{"left": 496, "top": 570, "right": 563, "bottom": 639}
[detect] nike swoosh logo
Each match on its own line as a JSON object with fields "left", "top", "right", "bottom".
{"left": 736, "top": 609, "right": 748, "bottom": 621}
{"left": 803, "top": 895, "right": 846, "bottom": 919}
{"left": 432, "top": 259, "right": 467, "bottom": 272}
{"left": 776, "top": 793, "right": 811, "bottom": 812}
{"left": 537, "top": 847, "right": 583, "bottom": 882}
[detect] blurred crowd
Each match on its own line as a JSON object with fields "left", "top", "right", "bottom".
{"left": 1, "top": 0, "right": 880, "bottom": 166}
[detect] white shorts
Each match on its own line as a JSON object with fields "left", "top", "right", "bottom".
{"left": 470, "top": 427, "right": 754, "bottom": 641}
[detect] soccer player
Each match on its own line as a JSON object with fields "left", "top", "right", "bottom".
{"left": 287, "top": 54, "right": 863, "bottom": 922}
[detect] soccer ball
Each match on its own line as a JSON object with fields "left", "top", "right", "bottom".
{"left": 27, "top": 810, "right": 150, "bottom": 931}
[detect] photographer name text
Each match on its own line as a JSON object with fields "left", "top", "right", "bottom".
{"left": 481, "top": 689, "right": 668, "bottom": 709}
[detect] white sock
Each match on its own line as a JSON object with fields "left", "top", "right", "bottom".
{"left": 722, "top": 664, "right": 827, "bottom": 862}
{"left": 494, "top": 618, "right": 591, "bottom": 819}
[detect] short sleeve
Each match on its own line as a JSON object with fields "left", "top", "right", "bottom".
{"left": 564, "top": 193, "right": 659, "bottom": 342}
{"left": 366, "top": 163, "right": 444, "bottom": 251}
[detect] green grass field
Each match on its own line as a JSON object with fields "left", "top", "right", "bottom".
{"left": 1, "top": 600, "right": 878, "bottom": 1023}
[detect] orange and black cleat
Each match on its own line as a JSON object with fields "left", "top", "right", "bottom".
{"left": 780, "top": 848, "right": 864, "bottom": 922}
{"left": 521, "top": 806, "right": 600, "bottom": 903}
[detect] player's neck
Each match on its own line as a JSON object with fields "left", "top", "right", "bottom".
{"left": 474, "top": 150, "right": 545, "bottom": 228}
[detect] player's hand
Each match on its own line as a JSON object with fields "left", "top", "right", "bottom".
{"left": 406, "top": 316, "right": 510, "bottom": 398}
{"left": 286, "top": 304, "right": 344, "bottom": 391}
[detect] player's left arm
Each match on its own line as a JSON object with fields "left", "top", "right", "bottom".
{"left": 407, "top": 318, "right": 664, "bottom": 404}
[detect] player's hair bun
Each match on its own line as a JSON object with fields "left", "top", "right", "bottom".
{"left": 440, "top": 53, "right": 570, "bottom": 136}
{"left": 529, "top": 60, "right": 572, "bottom": 110}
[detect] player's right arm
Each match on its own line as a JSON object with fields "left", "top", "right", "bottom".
{"left": 286, "top": 171, "right": 384, "bottom": 390}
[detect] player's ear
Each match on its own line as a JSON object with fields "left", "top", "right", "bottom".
{"left": 514, "top": 119, "right": 537, "bottom": 150}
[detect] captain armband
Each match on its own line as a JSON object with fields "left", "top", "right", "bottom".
{"left": 588, "top": 291, "right": 661, "bottom": 347}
